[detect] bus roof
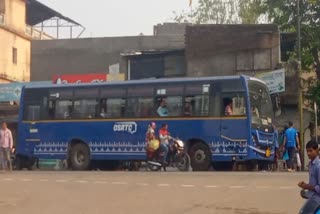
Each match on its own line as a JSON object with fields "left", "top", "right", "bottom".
{"left": 23, "top": 75, "right": 258, "bottom": 89}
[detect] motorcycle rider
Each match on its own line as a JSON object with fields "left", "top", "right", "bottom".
{"left": 159, "top": 123, "right": 171, "bottom": 165}
{"left": 298, "top": 140, "right": 320, "bottom": 212}
{"left": 146, "top": 122, "right": 156, "bottom": 142}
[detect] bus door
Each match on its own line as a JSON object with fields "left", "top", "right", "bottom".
{"left": 220, "top": 91, "right": 248, "bottom": 156}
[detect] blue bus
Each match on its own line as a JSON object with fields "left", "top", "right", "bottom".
{"left": 16, "top": 75, "right": 275, "bottom": 171}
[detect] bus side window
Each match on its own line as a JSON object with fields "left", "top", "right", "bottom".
{"left": 102, "top": 98, "right": 125, "bottom": 118}
{"left": 159, "top": 96, "right": 183, "bottom": 117}
{"left": 221, "top": 95, "right": 246, "bottom": 116}
{"left": 48, "top": 100, "right": 55, "bottom": 119}
{"left": 55, "top": 100, "right": 73, "bottom": 119}
{"left": 184, "top": 83, "right": 210, "bottom": 117}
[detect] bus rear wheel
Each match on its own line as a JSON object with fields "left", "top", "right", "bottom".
{"left": 70, "top": 143, "right": 90, "bottom": 170}
{"left": 189, "top": 142, "right": 211, "bottom": 171}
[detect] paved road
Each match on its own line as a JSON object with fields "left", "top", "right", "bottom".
{"left": 0, "top": 171, "right": 308, "bottom": 214}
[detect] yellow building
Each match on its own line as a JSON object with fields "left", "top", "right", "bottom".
{"left": 0, "top": 0, "right": 31, "bottom": 83}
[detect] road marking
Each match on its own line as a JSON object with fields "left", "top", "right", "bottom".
{"left": 55, "top": 179, "right": 68, "bottom": 183}
{"left": 181, "top": 184, "right": 195, "bottom": 188}
{"left": 21, "top": 178, "right": 32, "bottom": 182}
{"left": 3, "top": 178, "right": 13, "bottom": 181}
{"left": 229, "top": 186, "right": 245, "bottom": 189}
{"left": 205, "top": 185, "right": 218, "bottom": 188}
{"left": 94, "top": 181, "right": 108, "bottom": 184}
{"left": 39, "top": 179, "right": 49, "bottom": 182}
{"left": 136, "top": 183, "right": 149, "bottom": 186}
{"left": 111, "top": 181, "right": 128, "bottom": 185}
{"left": 75, "top": 180, "right": 88, "bottom": 183}
{"left": 157, "top": 184, "right": 170, "bottom": 187}
{"left": 256, "top": 186, "right": 271, "bottom": 189}
{"left": 279, "top": 186, "right": 295, "bottom": 189}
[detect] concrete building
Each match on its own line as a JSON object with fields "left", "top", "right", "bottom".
{"left": 0, "top": 0, "right": 80, "bottom": 83}
{"left": 31, "top": 35, "right": 185, "bottom": 81}
{"left": 0, "top": 0, "right": 31, "bottom": 83}
{"left": 185, "top": 24, "right": 280, "bottom": 77}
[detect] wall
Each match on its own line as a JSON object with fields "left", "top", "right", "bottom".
{"left": 185, "top": 24, "right": 280, "bottom": 77}
{"left": 5, "top": 0, "right": 26, "bottom": 33}
{"left": 0, "top": 28, "right": 30, "bottom": 81}
{"left": 0, "top": 0, "right": 30, "bottom": 82}
{"left": 31, "top": 35, "right": 184, "bottom": 81}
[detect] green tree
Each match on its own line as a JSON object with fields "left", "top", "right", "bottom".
{"left": 173, "top": 0, "right": 240, "bottom": 24}
{"left": 239, "top": 0, "right": 265, "bottom": 24}
{"left": 173, "top": 0, "right": 265, "bottom": 24}
{"left": 263, "top": 0, "right": 320, "bottom": 77}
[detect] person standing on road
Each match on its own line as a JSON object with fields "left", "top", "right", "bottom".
{"left": 283, "top": 121, "right": 300, "bottom": 172}
{"left": 0, "top": 122, "right": 13, "bottom": 172}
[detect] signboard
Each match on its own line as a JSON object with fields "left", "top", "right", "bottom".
{"left": 255, "top": 69, "right": 285, "bottom": 94}
{"left": 53, "top": 74, "right": 107, "bottom": 84}
{"left": 0, "top": 83, "right": 23, "bottom": 102}
{"left": 0, "top": 81, "right": 51, "bottom": 102}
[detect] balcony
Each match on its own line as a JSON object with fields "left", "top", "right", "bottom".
{"left": 25, "top": 25, "right": 54, "bottom": 40}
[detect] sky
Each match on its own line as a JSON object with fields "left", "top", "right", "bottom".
{"left": 37, "top": 0, "right": 194, "bottom": 38}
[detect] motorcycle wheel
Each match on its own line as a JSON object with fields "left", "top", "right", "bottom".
{"left": 175, "top": 152, "right": 190, "bottom": 172}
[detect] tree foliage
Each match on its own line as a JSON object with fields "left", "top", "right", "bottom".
{"left": 173, "top": 0, "right": 265, "bottom": 24}
{"left": 263, "top": 0, "right": 320, "bottom": 77}
{"left": 239, "top": 0, "right": 265, "bottom": 24}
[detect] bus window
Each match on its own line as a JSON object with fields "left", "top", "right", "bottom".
{"left": 156, "top": 96, "right": 182, "bottom": 117}
{"left": 55, "top": 100, "right": 73, "bottom": 119}
{"left": 222, "top": 95, "right": 246, "bottom": 116}
{"left": 126, "top": 98, "right": 153, "bottom": 118}
{"left": 26, "top": 105, "right": 40, "bottom": 120}
{"left": 155, "top": 85, "right": 183, "bottom": 117}
{"left": 104, "top": 98, "right": 125, "bottom": 118}
{"left": 23, "top": 88, "right": 49, "bottom": 121}
{"left": 184, "top": 83, "right": 211, "bottom": 117}
{"left": 184, "top": 95, "right": 209, "bottom": 117}
{"left": 73, "top": 99, "right": 98, "bottom": 119}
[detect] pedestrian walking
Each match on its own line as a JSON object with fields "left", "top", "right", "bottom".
{"left": 282, "top": 121, "right": 300, "bottom": 172}
{"left": 0, "top": 122, "right": 13, "bottom": 172}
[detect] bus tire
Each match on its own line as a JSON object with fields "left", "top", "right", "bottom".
{"left": 70, "top": 143, "right": 90, "bottom": 170}
{"left": 189, "top": 142, "right": 211, "bottom": 171}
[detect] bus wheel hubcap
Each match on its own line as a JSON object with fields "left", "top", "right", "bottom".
{"left": 194, "top": 150, "right": 205, "bottom": 163}
{"left": 76, "top": 152, "right": 85, "bottom": 164}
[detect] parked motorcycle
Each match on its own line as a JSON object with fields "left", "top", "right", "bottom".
{"left": 146, "top": 138, "right": 190, "bottom": 171}
{"left": 299, "top": 190, "right": 320, "bottom": 214}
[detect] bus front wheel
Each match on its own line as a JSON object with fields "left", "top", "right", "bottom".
{"left": 70, "top": 143, "right": 90, "bottom": 170}
{"left": 189, "top": 142, "right": 211, "bottom": 171}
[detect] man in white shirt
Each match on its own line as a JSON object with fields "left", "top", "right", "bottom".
{"left": 0, "top": 122, "right": 13, "bottom": 172}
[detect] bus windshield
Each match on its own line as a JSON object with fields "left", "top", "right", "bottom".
{"left": 248, "top": 80, "right": 273, "bottom": 131}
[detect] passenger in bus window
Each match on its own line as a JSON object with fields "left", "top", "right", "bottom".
{"left": 100, "top": 108, "right": 107, "bottom": 118}
{"left": 64, "top": 105, "right": 73, "bottom": 119}
{"left": 184, "top": 100, "right": 192, "bottom": 116}
{"left": 224, "top": 98, "right": 233, "bottom": 116}
{"left": 157, "top": 99, "right": 168, "bottom": 117}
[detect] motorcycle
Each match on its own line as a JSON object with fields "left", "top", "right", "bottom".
{"left": 299, "top": 190, "right": 320, "bottom": 214}
{"left": 146, "top": 137, "right": 190, "bottom": 172}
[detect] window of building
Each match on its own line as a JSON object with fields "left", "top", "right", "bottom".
{"left": 12, "top": 48, "right": 17, "bottom": 64}
{"left": 0, "top": 0, "right": 5, "bottom": 14}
